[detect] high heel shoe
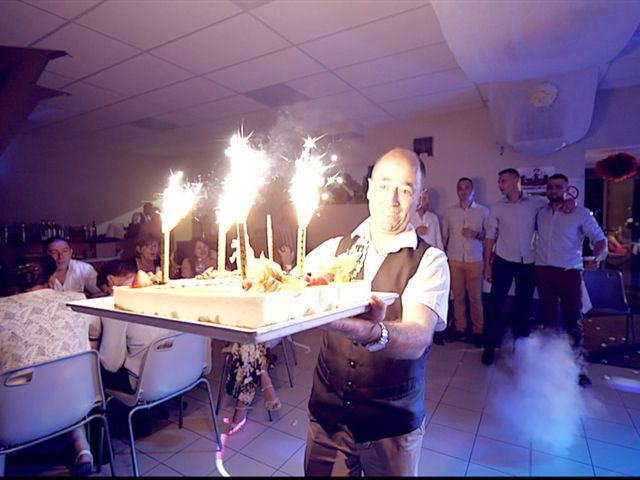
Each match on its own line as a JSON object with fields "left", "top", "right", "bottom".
{"left": 227, "top": 403, "right": 248, "bottom": 435}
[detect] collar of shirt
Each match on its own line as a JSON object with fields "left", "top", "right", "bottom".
{"left": 455, "top": 200, "right": 478, "bottom": 210}
{"left": 351, "top": 218, "right": 418, "bottom": 255}
{"left": 498, "top": 192, "right": 537, "bottom": 204}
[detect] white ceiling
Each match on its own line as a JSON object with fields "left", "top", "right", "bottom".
{"left": 2, "top": 0, "right": 640, "bottom": 157}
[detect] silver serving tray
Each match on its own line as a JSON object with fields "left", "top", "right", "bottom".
{"left": 67, "top": 292, "right": 399, "bottom": 344}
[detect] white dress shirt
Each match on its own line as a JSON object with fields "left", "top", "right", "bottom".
{"left": 535, "top": 205, "right": 606, "bottom": 270}
{"left": 485, "top": 194, "right": 547, "bottom": 263}
{"left": 99, "top": 277, "right": 176, "bottom": 389}
{"left": 410, "top": 210, "right": 444, "bottom": 250}
{"left": 51, "top": 259, "right": 101, "bottom": 295}
{"left": 303, "top": 218, "right": 450, "bottom": 331}
{"left": 442, "top": 201, "right": 489, "bottom": 262}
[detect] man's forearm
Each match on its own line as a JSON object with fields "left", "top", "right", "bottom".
{"left": 323, "top": 305, "right": 438, "bottom": 360}
{"left": 484, "top": 238, "right": 496, "bottom": 265}
{"left": 593, "top": 239, "right": 607, "bottom": 261}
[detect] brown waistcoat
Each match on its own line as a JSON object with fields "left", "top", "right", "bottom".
{"left": 308, "top": 234, "right": 430, "bottom": 442}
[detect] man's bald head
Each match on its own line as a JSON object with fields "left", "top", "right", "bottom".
{"left": 372, "top": 148, "right": 424, "bottom": 191}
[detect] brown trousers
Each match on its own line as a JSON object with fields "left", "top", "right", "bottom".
{"left": 304, "top": 415, "right": 425, "bottom": 476}
{"left": 534, "top": 266, "right": 584, "bottom": 351}
{"left": 449, "top": 260, "right": 484, "bottom": 334}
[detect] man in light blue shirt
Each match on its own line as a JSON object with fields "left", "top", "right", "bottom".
{"left": 482, "top": 168, "right": 575, "bottom": 366}
{"left": 534, "top": 173, "right": 606, "bottom": 386}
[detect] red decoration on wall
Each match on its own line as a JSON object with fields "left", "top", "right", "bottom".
{"left": 595, "top": 152, "right": 638, "bottom": 182}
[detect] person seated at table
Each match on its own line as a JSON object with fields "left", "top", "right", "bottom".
{"left": 224, "top": 342, "right": 282, "bottom": 434}
{"left": 97, "top": 259, "right": 176, "bottom": 393}
{"left": 181, "top": 239, "right": 217, "bottom": 278}
{"left": 0, "top": 256, "right": 98, "bottom": 476}
{"left": 97, "top": 259, "right": 179, "bottom": 436}
{"left": 607, "top": 226, "right": 632, "bottom": 255}
{"left": 45, "top": 236, "right": 101, "bottom": 296}
{"left": 132, "top": 233, "right": 161, "bottom": 274}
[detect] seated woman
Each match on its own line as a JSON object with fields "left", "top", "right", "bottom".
{"left": 222, "top": 242, "right": 299, "bottom": 434}
{"left": 133, "top": 233, "right": 161, "bottom": 274}
{"left": 0, "top": 256, "right": 98, "bottom": 476}
{"left": 181, "top": 239, "right": 217, "bottom": 278}
{"left": 224, "top": 342, "right": 282, "bottom": 434}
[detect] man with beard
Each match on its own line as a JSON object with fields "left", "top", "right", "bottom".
{"left": 534, "top": 173, "right": 606, "bottom": 386}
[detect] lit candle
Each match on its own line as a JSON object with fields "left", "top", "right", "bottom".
{"left": 160, "top": 171, "right": 201, "bottom": 283}
{"left": 217, "top": 227, "right": 226, "bottom": 271}
{"left": 289, "top": 136, "right": 332, "bottom": 277}
{"left": 297, "top": 227, "right": 306, "bottom": 276}
{"left": 217, "top": 131, "right": 269, "bottom": 275}
{"left": 237, "top": 222, "right": 248, "bottom": 279}
{"left": 267, "top": 214, "right": 274, "bottom": 261}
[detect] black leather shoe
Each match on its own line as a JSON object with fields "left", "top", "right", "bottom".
{"left": 578, "top": 374, "right": 592, "bottom": 387}
{"left": 433, "top": 333, "right": 445, "bottom": 346}
{"left": 481, "top": 348, "right": 495, "bottom": 366}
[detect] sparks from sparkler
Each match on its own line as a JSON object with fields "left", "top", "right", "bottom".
{"left": 217, "top": 132, "right": 268, "bottom": 231}
{"left": 216, "top": 131, "right": 268, "bottom": 275}
{"left": 161, "top": 171, "right": 202, "bottom": 233}
{"left": 289, "top": 136, "right": 333, "bottom": 230}
{"left": 159, "top": 171, "right": 202, "bottom": 282}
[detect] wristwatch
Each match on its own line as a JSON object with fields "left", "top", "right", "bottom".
{"left": 364, "top": 322, "right": 389, "bottom": 352}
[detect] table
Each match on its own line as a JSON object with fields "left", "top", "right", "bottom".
{"left": 67, "top": 292, "right": 398, "bottom": 476}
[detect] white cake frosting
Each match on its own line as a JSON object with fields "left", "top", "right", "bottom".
{"left": 113, "top": 277, "right": 371, "bottom": 329}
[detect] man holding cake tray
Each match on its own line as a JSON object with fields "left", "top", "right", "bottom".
{"left": 300, "top": 147, "right": 450, "bottom": 476}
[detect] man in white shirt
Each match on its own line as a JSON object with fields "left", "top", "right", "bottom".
{"left": 46, "top": 237, "right": 101, "bottom": 296}
{"left": 534, "top": 174, "right": 607, "bottom": 386}
{"left": 482, "top": 168, "right": 575, "bottom": 366}
{"left": 410, "top": 189, "right": 444, "bottom": 250}
{"left": 97, "top": 260, "right": 176, "bottom": 393}
{"left": 442, "top": 178, "right": 489, "bottom": 345}
{"left": 302, "top": 148, "right": 450, "bottom": 476}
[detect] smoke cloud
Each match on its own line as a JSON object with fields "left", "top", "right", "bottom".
{"left": 489, "top": 331, "right": 592, "bottom": 454}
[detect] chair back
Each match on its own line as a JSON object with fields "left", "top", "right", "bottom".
{"left": 0, "top": 350, "right": 103, "bottom": 447}
{"left": 136, "top": 333, "right": 206, "bottom": 403}
{"left": 583, "top": 269, "right": 630, "bottom": 313}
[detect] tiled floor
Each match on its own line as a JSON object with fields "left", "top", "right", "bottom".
{"left": 7, "top": 328, "right": 640, "bottom": 477}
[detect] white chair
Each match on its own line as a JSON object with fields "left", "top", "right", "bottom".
{"left": 216, "top": 338, "right": 294, "bottom": 421}
{"left": 105, "top": 333, "right": 221, "bottom": 477}
{"left": 0, "top": 350, "right": 115, "bottom": 476}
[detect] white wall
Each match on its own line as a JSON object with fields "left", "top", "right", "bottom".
{"left": 333, "top": 85, "right": 640, "bottom": 218}
{"left": 2, "top": 84, "right": 639, "bottom": 243}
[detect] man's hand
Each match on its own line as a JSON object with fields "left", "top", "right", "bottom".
{"left": 561, "top": 198, "right": 577, "bottom": 214}
{"left": 322, "top": 295, "right": 387, "bottom": 344}
{"left": 462, "top": 227, "right": 478, "bottom": 239}
{"left": 355, "top": 294, "right": 386, "bottom": 324}
{"left": 483, "top": 262, "right": 492, "bottom": 283}
{"left": 277, "top": 244, "right": 294, "bottom": 269}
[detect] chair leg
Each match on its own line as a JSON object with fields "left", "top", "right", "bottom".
{"left": 178, "top": 394, "right": 184, "bottom": 429}
{"left": 200, "top": 379, "right": 222, "bottom": 450}
{"left": 97, "top": 420, "right": 104, "bottom": 474}
{"left": 287, "top": 335, "right": 299, "bottom": 366}
{"left": 280, "top": 340, "right": 294, "bottom": 388}
{"left": 216, "top": 353, "right": 231, "bottom": 415}
{"left": 127, "top": 408, "right": 141, "bottom": 477}
{"left": 98, "top": 415, "right": 116, "bottom": 477}
{"left": 629, "top": 314, "right": 637, "bottom": 344}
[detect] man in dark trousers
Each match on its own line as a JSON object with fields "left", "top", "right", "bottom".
{"left": 301, "top": 148, "right": 450, "bottom": 476}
